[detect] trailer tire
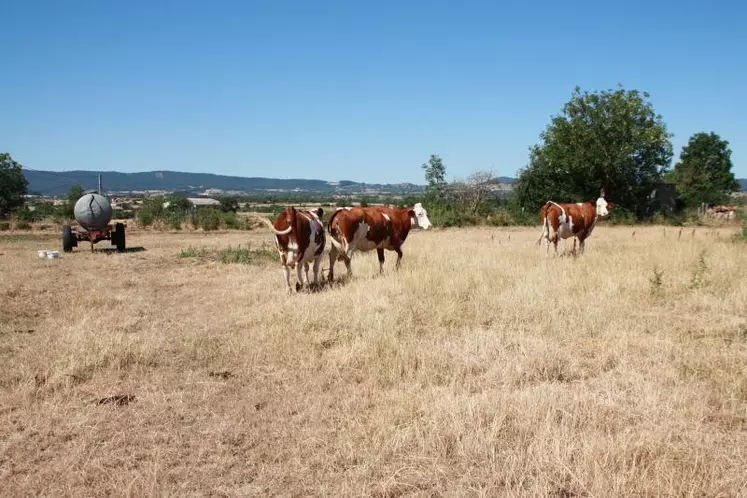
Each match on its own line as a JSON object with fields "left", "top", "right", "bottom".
{"left": 114, "top": 223, "right": 126, "bottom": 252}
{"left": 62, "top": 225, "right": 76, "bottom": 252}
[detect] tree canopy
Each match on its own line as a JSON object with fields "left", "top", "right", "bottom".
{"left": 514, "top": 86, "right": 673, "bottom": 219}
{"left": 0, "top": 153, "right": 29, "bottom": 216}
{"left": 671, "top": 132, "right": 739, "bottom": 207}
{"left": 421, "top": 154, "right": 447, "bottom": 203}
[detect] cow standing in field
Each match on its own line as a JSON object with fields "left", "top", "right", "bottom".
{"left": 260, "top": 206, "right": 326, "bottom": 292}
{"left": 327, "top": 203, "right": 432, "bottom": 281}
{"left": 537, "top": 192, "right": 612, "bottom": 255}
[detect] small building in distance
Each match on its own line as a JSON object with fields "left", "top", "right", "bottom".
{"left": 187, "top": 197, "right": 221, "bottom": 208}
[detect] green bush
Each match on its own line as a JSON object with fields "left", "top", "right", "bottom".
{"left": 223, "top": 212, "right": 239, "bottom": 229}
{"left": 0, "top": 222, "right": 10, "bottom": 231}
{"left": 16, "top": 206, "right": 45, "bottom": 223}
{"left": 137, "top": 197, "right": 164, "bottom": 227}
{"left": 195, "top": 207, "right": 221, "bottom": 231}
{"left": 15, "top": 221, "right": 32, "bottom": 230}
{"left": 607, "top": 208, "right": 637, "bottom": 225}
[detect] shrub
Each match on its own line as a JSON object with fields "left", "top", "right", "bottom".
{"left": 0, "top": 222, "right": 10, "bottom": 231}
{"left": 195, "top": 208, "right": 221, "bottom": 231}
{"left": 649, "top": 267, "right": 664, "bottom": 297}
{"left": 223, "top": 212, "right": 239, "bottom": 229}
{"left": 15, "top": 221, "right": 32, "bottom": 230}
{"left": 689, "top": 250, "right": 709, "bottom": 290}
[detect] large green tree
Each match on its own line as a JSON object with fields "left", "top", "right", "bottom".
{"left": 421, "top": 154, "right": 447, "bottom": 203}
{"left": 0, "top": 153, "right": 29, "bottom": 216}
{"left": 515, "top": 86, "right": 673, "bottom": 219}
{"left": 672, "top": 132, "right": 739, "bottom": 207}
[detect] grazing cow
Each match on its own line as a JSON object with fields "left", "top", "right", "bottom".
{"left": 260, "top": 206, "right": 326, "bottom": 292}
{"left": 537, "top": 192, "right": 612, "bottom": 255}
{"left": 327, "top": 203, "right": 432, "bottom": 281}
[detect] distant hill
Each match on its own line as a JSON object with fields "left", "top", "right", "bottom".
{"left": 21, "top": 169, "right": 740, "bottom": 197}
{"left": 22, "top": 169, "right": 429, "bottom": 197}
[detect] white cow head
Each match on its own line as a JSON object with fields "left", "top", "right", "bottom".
{"left": 596, "top": 196, "right": 611, "bottom": 217}
{"left": 410, "top": 203, "right": 433, "bottom": 230}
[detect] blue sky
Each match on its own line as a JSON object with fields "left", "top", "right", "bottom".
{"left": 2, "top": 0, "right": 745, "bottom": 184}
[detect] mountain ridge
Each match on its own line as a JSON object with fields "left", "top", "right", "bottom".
{"left": 21, "top": 169, "right": 745, "bottom": 197}
{"left": 22, "top": 169, "right": 517, "bottom": 196}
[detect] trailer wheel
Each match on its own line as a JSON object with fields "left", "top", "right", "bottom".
{"left": 114, "top": 223, "right": 126, "bottom": 252}
{"left": 62, "top": 225, "right": 76, "bottom": 252}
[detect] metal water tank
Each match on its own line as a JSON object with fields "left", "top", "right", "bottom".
{"left": 74, "top": 193, "right": 112, "bottom": 231}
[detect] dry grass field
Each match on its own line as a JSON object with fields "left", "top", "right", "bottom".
{"left": 1, "top": 223, "right": 746, "bottom": 497}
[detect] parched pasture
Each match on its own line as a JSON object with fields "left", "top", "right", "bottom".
{"left": 1, "top": 225, "right": 746, "bottom": 497}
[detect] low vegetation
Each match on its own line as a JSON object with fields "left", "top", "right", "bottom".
{"left": 178, "top": 243, "right": 276, "bottom": 264}
{"left": 1, "top": 225, "right": 745, "bottom": 496}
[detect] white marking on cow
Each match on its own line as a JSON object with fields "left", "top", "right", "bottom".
{"left": 411, "top": 202, "right": 433, "bottom": 229}
{"left": 351, "top": 221, "right": 377, "bottom": 253}
{"left": 301, "top": 216, "right": 321, "bottom": 262}
{"left": 596, "top": 196, "right": 609, "bottom": 217}
{"left": 558, "top": 214, "right": 574, "bottom": 239}
{"left": 382, "top": 213, "right": 391, "bottom": 222}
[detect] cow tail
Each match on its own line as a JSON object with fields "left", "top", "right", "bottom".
{"left": 536, "top": 217, "right": 548, "bottom": 246}
{"left": 327, "top": 209, "right": 346, "bottom": 255}
{"left": 537, "top": 202, "right": 551, "bottom": 245}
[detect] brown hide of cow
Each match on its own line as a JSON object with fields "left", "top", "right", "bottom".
{"left": 329, "top": 206, "right": 414, "bottom": 257}
{"left": 540, "top": 201, "right": 597, "bottom": 243}
{"left": 273, "top": 207, "right": 324, "bottom": 267}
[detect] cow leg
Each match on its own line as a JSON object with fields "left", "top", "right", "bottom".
{"left": 328, "top": 245, "right": 338, "bottom": 282}
{"left": 283, "top": 265, "right": 292, "bottom": 293}
{"left": 312, "top": 254, "right": 322, "bottom": 287}
{"left": 395, "top": 247, "right": 403, "bottom": 270}
{"left": 344, "top": 256, "right": 353, "bottom": 278}
{"left": 296, "top": 263, "right": 304, "bottom": 292}
{"left": 377, "top": 248, "right": 385, "bottom": 274}
{"left": 579, "top": 237, "right": 586, "bottom": 255}
{"left": 572, "top": 238, "right": 577, "bottom": 255}
{"left": 304, "top": 261, "right": 310, "bottom": 287}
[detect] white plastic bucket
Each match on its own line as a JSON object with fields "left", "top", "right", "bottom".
{"left": 46, "top": 251, "right": 60, "bottom": 259}
{"left": 38, "top": 250, "right": 48, "bottom": 258}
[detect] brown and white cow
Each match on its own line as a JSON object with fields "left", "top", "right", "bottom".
{"left": 327, "top": 203, "right": 432, "bottom": 281}
{"left": 260, "top": 206, "right": 326, "bottom": 291}
{"left": 536, "top": 193, "right": 612, "bottom": 255}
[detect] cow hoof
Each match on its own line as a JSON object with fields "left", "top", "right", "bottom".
{"left": 295, "top": 282, "right": 302, "bottom": 292}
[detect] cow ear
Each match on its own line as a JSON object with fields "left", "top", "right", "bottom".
{"left": 316, "top": 207, "right": 323, "bottom": 218}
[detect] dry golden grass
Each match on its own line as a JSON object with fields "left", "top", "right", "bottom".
{"left": 1, "top": 224, "right": 746, "bottom": 497}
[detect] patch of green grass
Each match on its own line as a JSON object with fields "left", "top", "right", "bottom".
{"left": 178, "top": 246, "right": 211, "bottom": 258}
{"left": 218, "top": 244, "right": 277, "bottom": 265}
{"left": 178, "top": 244, "right": 276, "bottom": 265}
